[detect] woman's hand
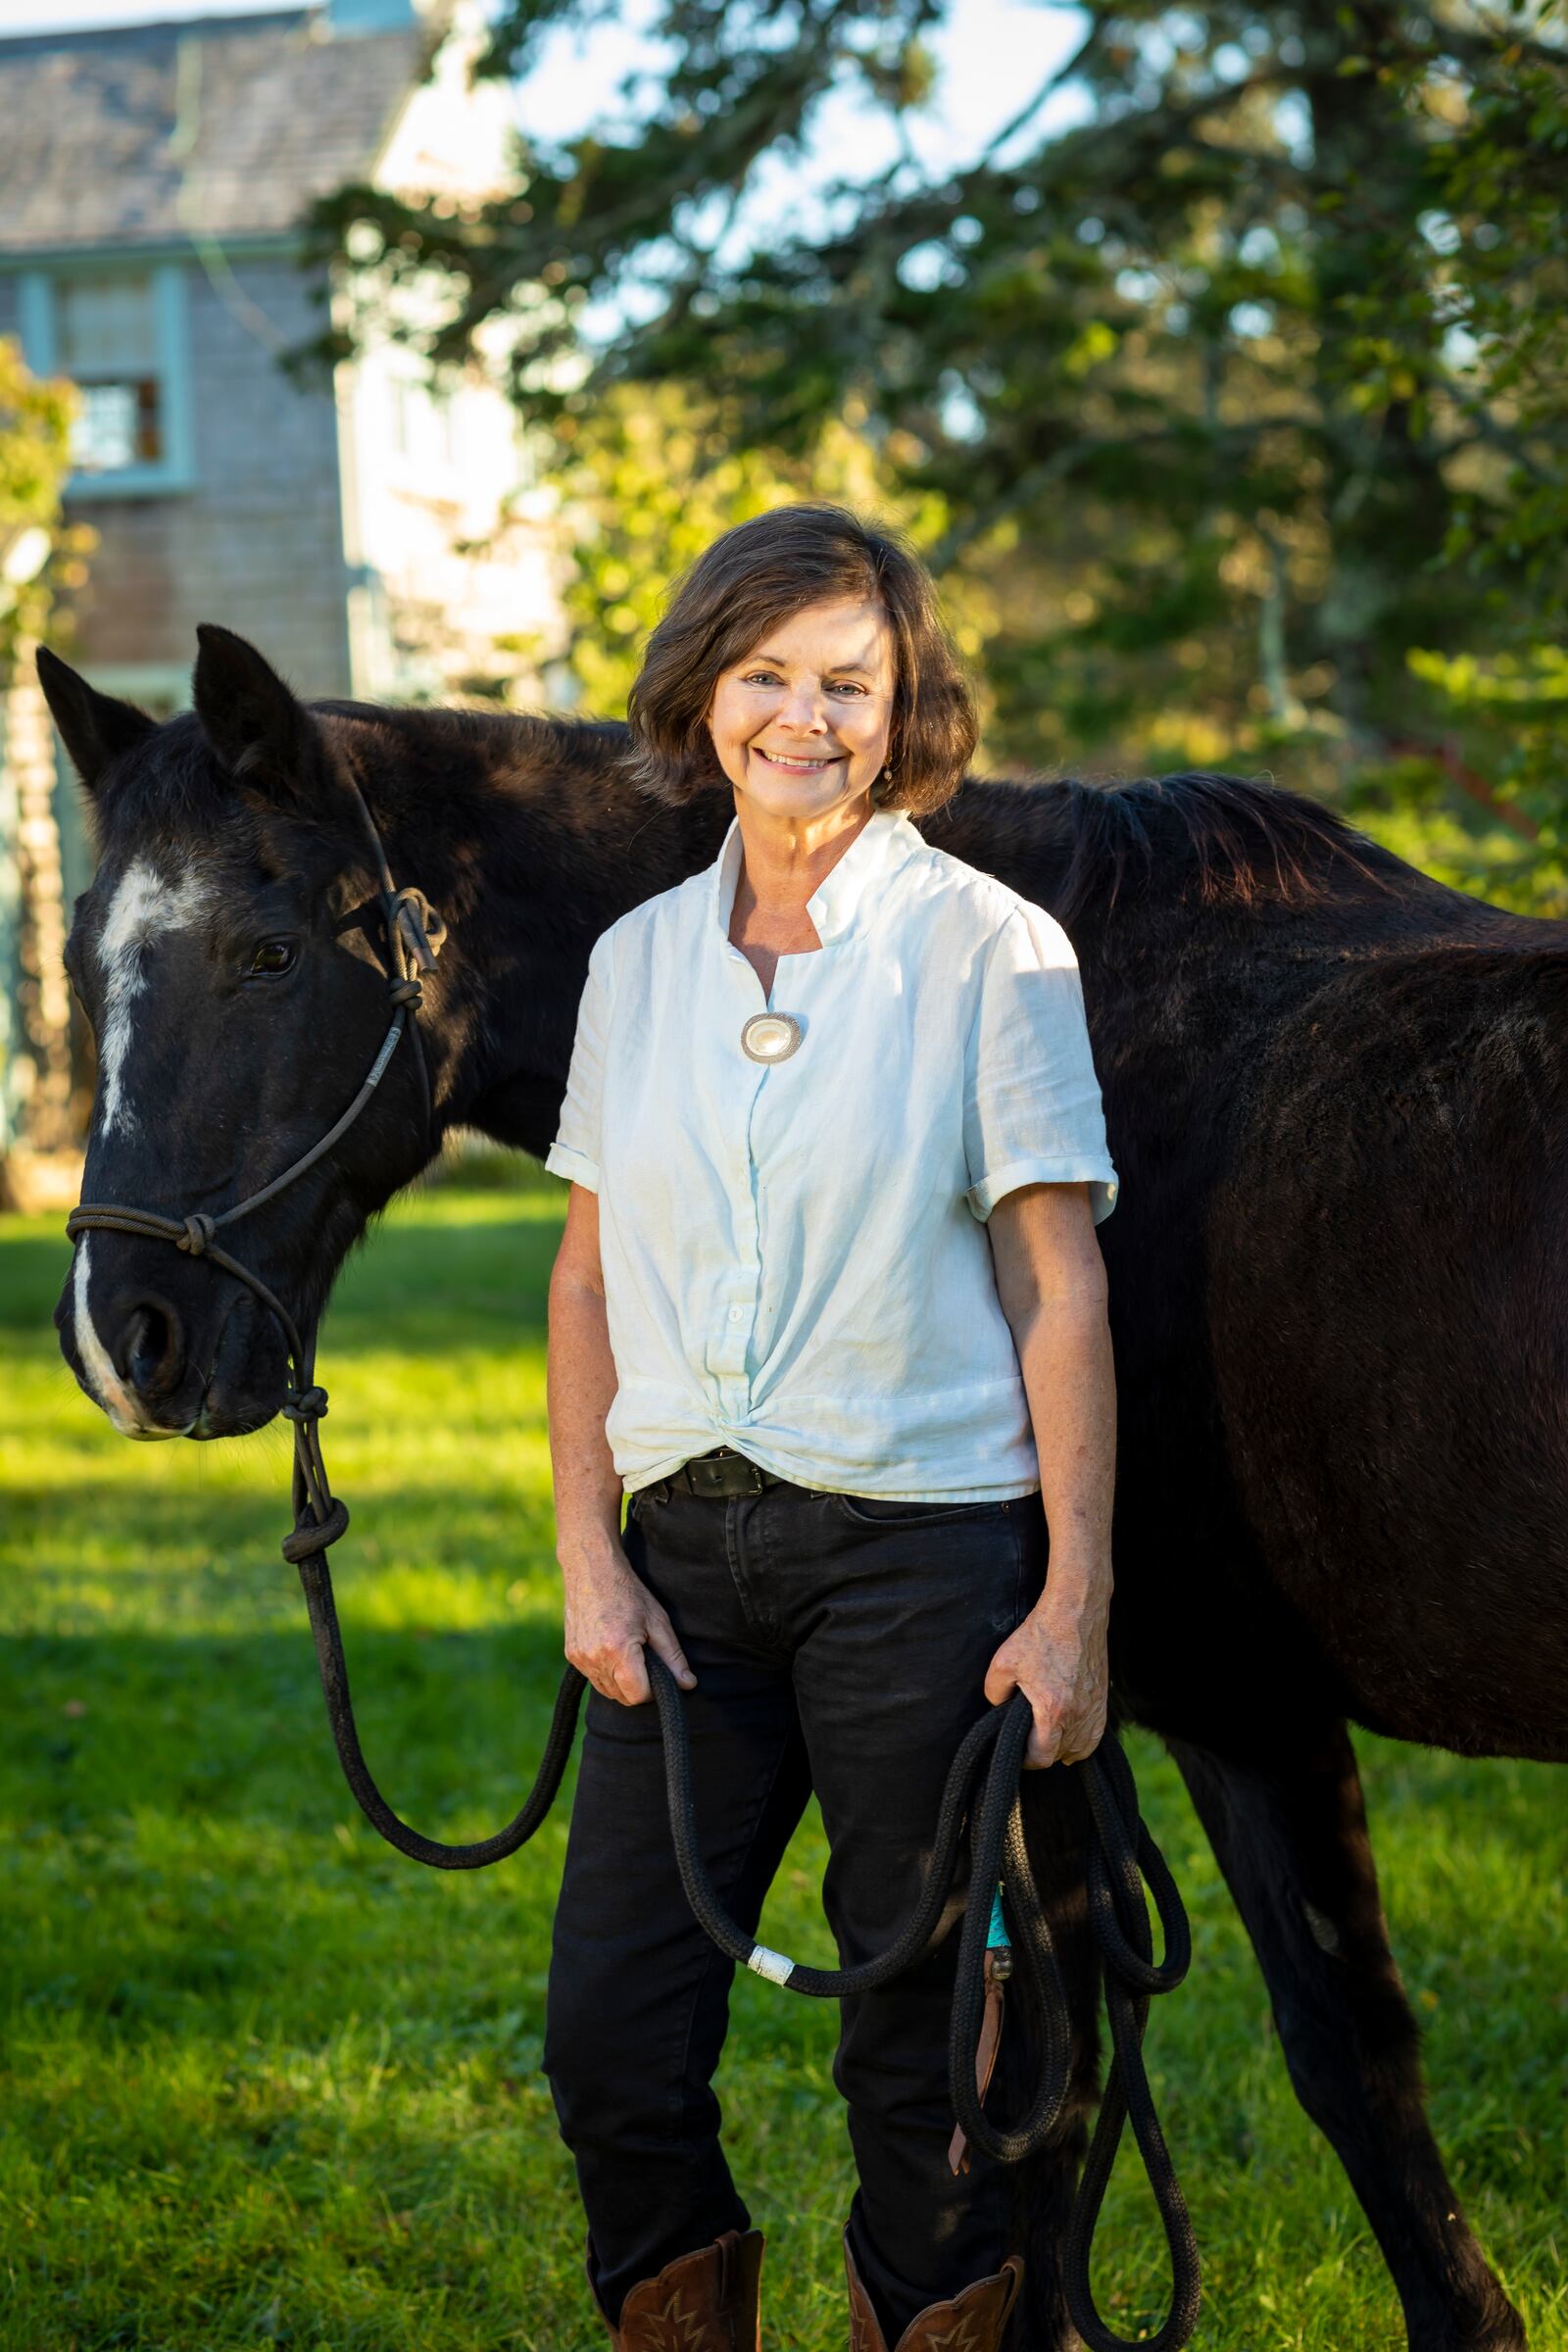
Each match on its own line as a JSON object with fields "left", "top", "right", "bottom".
{"left": 562, "top": 1536, "right": 697, "bottom": 1706}
{"left": 984, "top": 1584, "right": 1109, "bottom": 1768}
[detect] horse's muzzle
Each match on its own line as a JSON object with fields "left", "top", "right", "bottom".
{"left": 56, "top": 1238, "right": 289, "bottom": 1439}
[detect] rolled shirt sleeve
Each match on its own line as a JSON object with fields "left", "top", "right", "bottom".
{"left": 962, "top": 903, "right": 1118, "bottom": 1226}
{"left": 545, "top": 924, "right": 616, "bottom": 1194}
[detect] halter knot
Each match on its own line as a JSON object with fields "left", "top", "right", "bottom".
{"left": 390, "top": 887, "right": 446, "bottom": 975}
{"left": 178, "top": 1212, "right": 218, "bottom": 1256}
{"left": 388, "top": 976, "right": 423, "bottom": 1010}
{"left": 283, "top": 1384, "right": 329, "bottom": 1424}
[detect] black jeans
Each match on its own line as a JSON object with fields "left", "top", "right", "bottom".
{"left": 543, "top": 1468, "right": 1049, "bottom": 2339}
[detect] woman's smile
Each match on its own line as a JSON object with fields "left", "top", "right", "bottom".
{"left": 752, "top": 747, "right": 844, "bottom": 773}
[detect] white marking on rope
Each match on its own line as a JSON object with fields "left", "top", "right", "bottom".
{"left": 747, "top": 1944, "right": 796, "bottom": 1987}
{"left": 365, "top": 1027, "right": 401, "bottom": 1089}
{"left": 71, "top": 1235, "right": 172, "bottom": 1441}
{"left": 95, "top": 860, "right": 212, "bottom": 1137}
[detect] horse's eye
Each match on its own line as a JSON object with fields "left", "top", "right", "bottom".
{"left": 248, "top": 940, "right": 297, "bottom": 977}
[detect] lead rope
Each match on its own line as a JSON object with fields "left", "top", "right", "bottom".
{"left": 63, "top": 792, "right": 1200, "bottom": 2351}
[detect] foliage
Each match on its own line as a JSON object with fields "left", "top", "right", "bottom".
{"left": 3, "top": 1179, "right": 1565, "bottom": 2346}
{"left": 0, "top": 335, "right": 87, "bottom": 676}
{"left": 0, "top": 339, "right": 93, "bottom": 1175}
{"left": 310, "top": 5, "right": 1568, "bottom": 900}
{"left": 524, "top": 381, "right": 978, "bottom": 717}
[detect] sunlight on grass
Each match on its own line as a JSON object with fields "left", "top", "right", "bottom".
{"left": 2, "top": 1173, "right": 1563, "bottom": 2349}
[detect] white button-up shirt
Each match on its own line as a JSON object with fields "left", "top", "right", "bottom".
{"left": 546, "top": 806, "right": 1117, "bottom": 1500}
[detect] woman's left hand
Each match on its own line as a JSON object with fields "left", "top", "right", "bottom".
{"left": 984, "top": 1592, "right": 1109, "bottom": 1768}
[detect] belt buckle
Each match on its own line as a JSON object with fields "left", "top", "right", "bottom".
{"left": 688, "top": 1449, "right": 765, "bottom": 1498}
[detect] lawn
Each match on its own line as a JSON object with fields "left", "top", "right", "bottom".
{"left": 2, "top": 1171, "right": 1563, "bottom": 2351}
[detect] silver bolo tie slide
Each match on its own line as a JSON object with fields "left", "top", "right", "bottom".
{"left": 740, "top": 1012, "right": 803, "bottom": 1063}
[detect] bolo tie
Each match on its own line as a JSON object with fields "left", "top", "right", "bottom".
{"left": 739, "top": 1011, "right": 803, "bottom": 1063}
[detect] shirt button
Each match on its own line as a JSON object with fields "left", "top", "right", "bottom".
{"left": 727, "top": 1305, "right": 744, "bottom": 1323}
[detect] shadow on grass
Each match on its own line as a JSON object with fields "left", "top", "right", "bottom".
{"left": 4, "top": 1619, "right": 575, "bottom": 1838}
{"left": 0, "top": 1230, "right": 74, "bottom": 1331}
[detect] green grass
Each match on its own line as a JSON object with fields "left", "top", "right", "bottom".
{"left": 2, "top": 1176, "right": 1563, "bottom": 2351}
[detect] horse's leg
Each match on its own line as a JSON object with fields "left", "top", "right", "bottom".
{"left": 1006, "top": 1764, "right": 1103, "bottom": 2352}
{"left": 1168, "top": 1722, "right": 1524, "bottom": 2352}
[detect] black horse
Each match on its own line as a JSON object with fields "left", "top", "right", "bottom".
{"left": 39, "top": 625, "right": 1563, "bottom": 2351}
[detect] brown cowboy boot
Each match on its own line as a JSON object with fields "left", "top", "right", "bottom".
{"left": 844, "top": 2225, "right": 1022, "bottom": 2352}
{"left": 590, "top": 2228, "right": 765, "bottom": 2351}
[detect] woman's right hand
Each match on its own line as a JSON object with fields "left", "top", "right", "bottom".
{"left": 562, "top": 1536, "right": 698, "bottom": 1705}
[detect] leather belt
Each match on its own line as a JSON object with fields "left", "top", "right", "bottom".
{"left": 640, "top": 1447, "right": 787, "bottom": 1503}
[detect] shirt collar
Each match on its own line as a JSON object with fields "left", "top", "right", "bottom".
{"left": 710, "top": 805, "right": 920, "bottom": 947}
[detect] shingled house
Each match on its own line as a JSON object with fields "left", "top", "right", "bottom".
{"left": 0, "top": 0, "right": 560, "bottom": 716}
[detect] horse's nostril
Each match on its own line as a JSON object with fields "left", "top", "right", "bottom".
{"left": 116, "top": 1296, "right": 187, "bottom": 1400}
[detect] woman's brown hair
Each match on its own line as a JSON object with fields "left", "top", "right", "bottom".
{"left": 623, "top": 503, "right": 979, "bottom": 815}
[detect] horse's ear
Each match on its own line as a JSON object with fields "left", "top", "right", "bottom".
{"left": 36, "top": 646, "right": 156, "bottom": 794}
{"left": 193, "top": 624, "right": 329, "bottom": 809}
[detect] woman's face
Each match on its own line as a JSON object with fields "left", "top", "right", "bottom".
{"left": 706, "top": 596, "right": 896, "bottom": 825}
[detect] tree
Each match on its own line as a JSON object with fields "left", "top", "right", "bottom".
{"left": 0, "top": 337, "right": 76, "bottom": 673}
{"left": 311, "top": 2, "right": 1568, "bottom": 902}
{"left": 0, "top": 338, "right": 91, "bottom": 1194}
{"left": 514, "top": 381, "right": 985, "bottom": 718}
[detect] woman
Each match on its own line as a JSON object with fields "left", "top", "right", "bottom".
{"left": 544, "top": 504, "right": 1118, "bottom": 2352}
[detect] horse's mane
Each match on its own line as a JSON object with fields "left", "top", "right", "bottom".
{"left": 311, "top": 701, "right": 629, "bottom": 765}
{"left": 1054, "top": 770, "right": 1404, "bottom": 925}
{"left": 90, "top": 701, "right": 633, "bottom": 845}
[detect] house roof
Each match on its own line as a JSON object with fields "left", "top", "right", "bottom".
{"left": 0, "top": 10, "right": 426, "bottom": 255}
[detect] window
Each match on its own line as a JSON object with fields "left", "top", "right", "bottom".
{"left": 17, "top": 265, "right": 193, "bottom": 496}
{"left": 73, "top": 380, "right": 162, "bottom": 473}
{"left": 387, "top": 361, "right": 459, "bottom": 478}
{"left": 58, "top": 277, "right": 165, "bottom": 472}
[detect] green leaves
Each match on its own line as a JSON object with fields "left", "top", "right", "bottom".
{"left": 0, "top": 340, "right": 86, "bottom": 675}
{"left": 311, "top": 2, "right": 1568, "bottom": 885}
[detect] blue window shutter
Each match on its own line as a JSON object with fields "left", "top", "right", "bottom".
{"left": 154, "top": 264, "right": 195, "bottom": 490}
{"left": 16, "top": 273, "right": 55, "bottom": 374}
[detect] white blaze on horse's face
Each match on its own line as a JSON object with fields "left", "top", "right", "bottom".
{"left": 71, "top": 1238, "right": 173, "bottom": 1441}
{"left": 71, "top": 857, "right": 214, "bottom": 1440}
{"left": 94, "top": 858, "right": 213, "bottom": 1138}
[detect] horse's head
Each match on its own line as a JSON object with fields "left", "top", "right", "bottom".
{"left": 42, "top": 626, "right": 441, "bottom": 1441}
